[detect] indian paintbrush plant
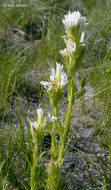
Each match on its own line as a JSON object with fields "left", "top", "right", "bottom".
{"left": 29, "top": 10, "right": 88, "bottom": 190}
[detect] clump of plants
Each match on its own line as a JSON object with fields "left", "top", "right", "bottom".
{"left": 28, "top": 10, "right": 88, "bottom": 190}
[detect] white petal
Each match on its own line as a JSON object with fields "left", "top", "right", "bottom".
{"left": 80, "top": 31, "right": 85, "bottom": 43}
{"left": 37, "top": 108, "right": 43, "bottom": 119}
{"left": 61, "top": 72, "right": 68, "bottom": 87}
{"left": 59, "top": 48, "right": 68, "bottom": 57}
{"left": 30, "top": 120, "right": 34, "bottom": 128}
{"left": 68, "top": 40, "right": 76, "bottom": 53}
{"left": 48, "top": 113, "right": 51, "bottom": 118}
{"left": 47, "top": 113, "right": 57, "bottom": 122}
{"left": 56, "top": 62, "right": 63, "bottom": 79}
{"left": 34, "top": 122, "right": 40, "bottom": 129}
{"left": 50, "top": 68, "right": 55, "bottom": 81}
{"left": 47, "top": 86, "right": 52, "bottom": 91}
{"left": 51, "top": 68, "right": 55, "bottom": 76}
{"left": 50, "top": 75, "right": 55, "bottom": 81}
{"left": 62, "top": 11, "right": 81, "bottom": 28}
{"left": 29, "top": 120, "right": 39, "bottom": 130}
{"left": 50, "top": 116, "right": 57, "bottom": 122}
{"left": 40, "top": 81, "right": 49, "bottom": 89}
{"left": 34, "top": 121, "right": 37, "bottom": 126}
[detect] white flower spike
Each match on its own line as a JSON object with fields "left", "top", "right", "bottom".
{"left": 62, "top": 11, "right": 88, "bottom": 33}
{"left": 40, "top": 62, "right": 68, "bottom": 92}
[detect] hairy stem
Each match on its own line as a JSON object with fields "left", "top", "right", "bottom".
{"left": 30, "top": 144, "right": 38, "bottom": 190}
{"left": 64, "top": 78, "right": 75, "bottom": 144}
{"left": 51, "top": 106, "right": 58, "bottom": 160}
{"left": 59, "top": 78, "right": 75, "bottom": 162}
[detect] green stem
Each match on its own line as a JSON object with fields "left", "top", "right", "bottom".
{"left": 59, "top": 79, "right": 75, "bottom": 162}
{"left": 51, "top": 106, "right": 58, "bottom": 161}
{"left": 64, "top": 78, "right": 75, "bottom": 144}
{"left": 53, "top": 106, "right": 57, "bottom": 141}
{"left": 30, "top": 144, "right": 38, "bottom": 190}
{"left": 47, "top": 106, "right": 58, "bottom": 190}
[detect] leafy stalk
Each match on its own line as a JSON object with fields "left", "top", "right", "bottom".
{"left": 30, "top": 144, "right": 38, "bottom": 190}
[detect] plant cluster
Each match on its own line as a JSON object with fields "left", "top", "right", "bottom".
{"left": 28, "top": 10, "right": 88, "bottom": 190}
